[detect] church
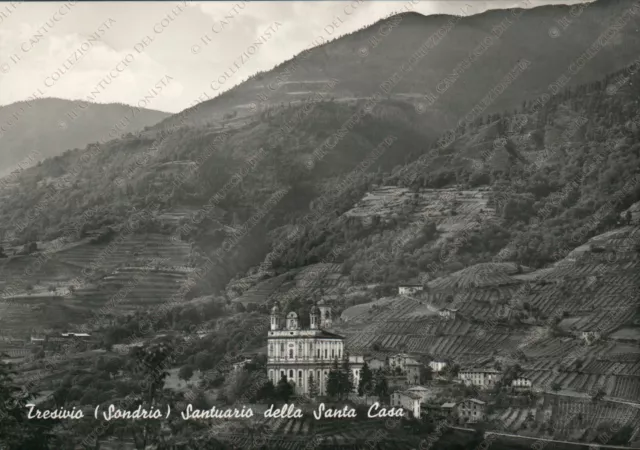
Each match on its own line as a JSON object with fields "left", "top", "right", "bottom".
{"left": 267, "top": 300, "right": 363, "bottom": 397}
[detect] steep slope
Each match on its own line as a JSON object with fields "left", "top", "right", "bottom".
{"left": 0, "top": 98, "right": 169, "bottom": 177}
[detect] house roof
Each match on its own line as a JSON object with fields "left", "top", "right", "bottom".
{"left": 316, "top": 330, "right": 345, "bottom": 339}
{"left": 407, "top": 386, "right": 429, "bottom": 392}
{"left": 459, "top": 368, "right": 500, "bottom": 374}
{"left": 397, "top": 391, "right": 422, "bottom": 400}
{"left": 463, "top": 399, "right": 486, "bottom": 405}
{"left": 441, "top": 402, "right": 457, "bottom": 408}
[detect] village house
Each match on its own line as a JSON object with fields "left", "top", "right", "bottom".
{"left": 398, "top": 283, "right": 424, "bottom": 296}
{"left": 406, "top": 386, "right": 433, "bottom": 403}
{"left": 439, "top": 307, "right": 458, "bottom": 320}
{"left": 458, "top": 398, "right": 487, "bottom": 422}
{"left": 441, "top": 402, "right": 458, "bottom": 418}
{"left": 580, "top": 331, "right": 601, "bottom": 344}
{"left": 365, "top": 356, "right": 387, "bottom": 371}
{"left": 231, "top": 358, "right": 253, "bottom": 373}
{"left": 391, "top": 389, "right": 422, "bottom": 418}
{"left": 511, "top": 376, "right": 532, "bottom": 391}
{"left": 389, "top": 353, "right": 420, "bottom": 371}
{"left": 429, "top": 361, "right": 447, "bottom": 373}
{"left": 458, "top": 368, "right": 502, "bottom": 389}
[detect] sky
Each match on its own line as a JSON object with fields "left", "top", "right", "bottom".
{"left": 0, "top": 0, "right": 586, "bottom": 113}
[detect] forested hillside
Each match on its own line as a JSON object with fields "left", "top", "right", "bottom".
{"left": 0, "top": 98, "right": 169, "bottom": 177}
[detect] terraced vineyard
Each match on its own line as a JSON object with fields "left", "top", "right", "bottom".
{"left": 222, "top": 415, "right": 420, "bottom": 449}
{"left": 496, "top": 407, "right": 537, "bottom": 432}
{"left": 1, "top": 233, "right": 194, "bottom": 334}
{"left": 547, "top": 395, "right": 640, "bottom": 441}
{"left": 71, "top": 266, "right": 194, "bottom": 312}
{"left": 56, "top": 233, "right": 192, "bottom": 269}
{"left": 337, "top": 295, "right": 523, "bottom": 362}
{"left": 426, "top": 262, "right": 526, "bottom": 290}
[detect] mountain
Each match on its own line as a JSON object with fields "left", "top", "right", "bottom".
{"left": 0, "top": 98, "right": 170, "bottom": 178}
{"left": 0, "top": 0, "right": 639, "bottom": 336}
{"left": 159, "top": 0, "right": 640, "bottom": 130}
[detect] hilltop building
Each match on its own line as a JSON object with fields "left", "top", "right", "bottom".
{"left": 439, "top": 308, "right": 458, "bottom": 320}
{"left": 458, "top": 368, "right": 502, "bottom": 389}
{"left": 267, "top": 303, "right": 362, "bottom": 396}
{"left": 398, "top": 282, "right": 423, "bottom": 296}
{"left": 580, "top": 331, "right": 601, "bottom": 344}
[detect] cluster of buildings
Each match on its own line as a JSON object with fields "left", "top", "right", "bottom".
{"left": 265, "top": 300, "right": 532, "bottom": 423}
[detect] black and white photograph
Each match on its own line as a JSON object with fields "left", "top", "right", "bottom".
{"left": 1, "top": 0, "right": 640, "bottom": 448}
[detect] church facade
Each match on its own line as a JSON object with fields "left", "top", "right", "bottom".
{"left": 266, "top": 303, "right": 362, "bottom": 397}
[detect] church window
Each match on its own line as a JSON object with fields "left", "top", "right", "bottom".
{"left": 332, "top": 349, "right": 335, "bottom": 358}
{"left": 324, "top": 349, "right": 328, "bottom": 359}
{"left": 289, "top": 349, "right": 294, "bottom": 359}
{"left": 280, "top": 343, "right": 284, "bottom": 353}
{"left": 269, "top": 344, "right": 273, "bottom": 354}
{"left": 289, "top": 369, "right": 294, "bottom": 379}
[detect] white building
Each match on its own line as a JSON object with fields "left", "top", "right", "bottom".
{"left": 429, "top": 361, "right": 447, "bottom": 373}
{"left": 267, "top": 303, "right": 362, "bottom": 397}
{"left": 580, "top": 331, "right": 601, "bottom": 344}
{"left": 391, "top": 390, "right": 422, "bottom": 418}
{"left": 398, "top": 283, "right": 423, "bottom": 296}
{"left": 232, "top": 359, "right": 253, "bottom": 373}
{"left": 389, "top": 353, "right": 421, "bottom": 371}
{"left": 511, "top": 376, "right": 532, "bottom": 391}
{"left": 439, "top": 308, "right": 458, "bottom": 320}
{"left": 458, "top": 368, "right": 502, "bottom": 389}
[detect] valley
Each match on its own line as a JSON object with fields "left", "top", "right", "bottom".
{"left": 1, "top": 0, "right": 640, "bottom": 448}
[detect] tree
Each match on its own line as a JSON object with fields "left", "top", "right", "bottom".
{"left": 340, "top": 355, "right": 354, "bottom": 398}
{"left": 0, "top": 357, "right": 55, "bottom": 449}
{"left": 591, "top": 388, "right": 605, "bottom": 403}
{"left": 326, "top": 359, "right": 341, "bottom": 399}
{"left": 373, "top": 369, "right": 389, "bottom": 398}
{"left": 308, "top": 373, "right": 318, "bottom": 398}
{"left": 275, "top": 375, "right": 294, "bottom": 403}
{"left": 256, "top": 380, "right": 276, "bottom": 402}
{"left": 358, "top": 362, "right": 374, "bottom": 398}
{"left": 179, "top": 365, "right": 195, "bottom": 385}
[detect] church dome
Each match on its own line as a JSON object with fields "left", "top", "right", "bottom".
{"left": 287, "top": 311, "right": 298, "bottom": 319}
{"left": 310, "top": 305, "right": 320, "bottom": 315}
{"left": 271, "top": 303, "right": 280, "bottom": 314}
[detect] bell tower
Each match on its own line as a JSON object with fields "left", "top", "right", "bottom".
{"left": 309, "top": 305, "right": 320, "bottom": 330}
{"left": 317, "top": 299, "right": 332, "bottom": 329}
{"left": 270, "top": 303, "right": 282, "bottom": 331}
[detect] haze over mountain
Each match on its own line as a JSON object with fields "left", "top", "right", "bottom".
{"left": 0, "top": 98, "right": 170, "bottom": 177}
